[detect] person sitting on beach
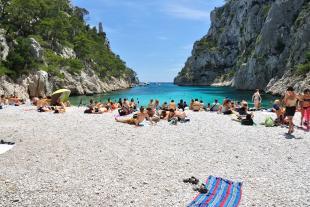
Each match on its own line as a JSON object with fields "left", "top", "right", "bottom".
{"left": 220, "top": 99, "right": 233, "bottom": 115}
{"left": 241, "top": 114, "right": 254, "bottom": 126}
{"left": 206, "top": 103, "right": 211, "bottom": 111}
{"left": 118, "top": 99, "right": 131, "bottom": 116}
{"left": 169, "top": 100, "right": 176, "bottom": 111}
{"left": 210, "top": 99, "right": 220, "bottom": 112}
{"left": 200, "top": 100, "right": 205, "bottom": 111}
{"left": 189, "top": 99, "right": 194, "bottom": 110}
{"left": 178, "top": 99, "right": 185, "bottom": 111}
{"left": 54, "top": 98, "right": 66, "bottom": 113}
{"left": 192, "top": 99, "right": 201, "bottom": 112}
{"left": 237, "top": 101, "right": 249, "bottom": 116}
{"left": 148, "top": 99, "right": 155, "bottom": 110}
{"left": 154, "top": 100, "right": 160, "bottom": 111}
{"left": 0, "top": 95, "right": 8, "bottom": 109}
{"left": 183, "top": 101, "right": 188, "bottom": 109}
{"left": 272, "top": 100, "right": 284, "bottom": 125}
{"left": 161, "top": 102, "right": 168, "bottom": 110}
{"left": 165, "top": 109, "right": 188, "bottom": 124}
{"left": 146, "top": 107, "right": 160, "bottom": 123}
{"left": 115, "top": 106, "right": 150, "bottom": 126}
{"left": 129, "top": 98, "right": 137, "bottom": 110}
{"left": 235, "top": 101, "right": 241, "bottom": 111}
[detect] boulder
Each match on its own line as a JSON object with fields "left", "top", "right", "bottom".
{"left": 29, "top": 38, "right": 44, "bottom": 61}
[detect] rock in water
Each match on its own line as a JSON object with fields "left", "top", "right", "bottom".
{"left": 174, "top": 0, "right": 310, "bottom": 95}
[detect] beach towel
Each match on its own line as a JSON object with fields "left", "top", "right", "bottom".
{"left": 188, "top": 176, "right": 242, "bottom": 207}
{"left": 0, "top": 144, "right": 15, "bottom": 155}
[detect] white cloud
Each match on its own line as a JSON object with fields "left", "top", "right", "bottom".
{"left": 157, "top": 36, "right": 169, "bottom": 40}
{"left": 162, "top": 4, "right": 210, "bottom": 21}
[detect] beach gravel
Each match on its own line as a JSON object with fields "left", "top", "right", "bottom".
{"left": 0, "top": 106, "right": 309, "bottom": 206}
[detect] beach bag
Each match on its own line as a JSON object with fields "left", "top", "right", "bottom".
{"left": 169, "top": 117, "right": 178, "bottom": 125}
{"left": 264, "top": 116, "right": 274, "bottom": 127}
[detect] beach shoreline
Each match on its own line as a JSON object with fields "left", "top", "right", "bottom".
{"left": 0, "top": 106, "right": 309, "bottom": 206}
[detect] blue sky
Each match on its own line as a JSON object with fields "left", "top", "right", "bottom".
{"left": 72, "top": 0, "right": 225, "bottom": 82}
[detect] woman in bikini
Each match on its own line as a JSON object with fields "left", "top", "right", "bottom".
{"left": 283, "top": 87, "right": 301, "bottom": 134}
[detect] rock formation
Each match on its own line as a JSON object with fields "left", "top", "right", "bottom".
{"left": 174, "top": 0, "right": 310, "bottom": 95}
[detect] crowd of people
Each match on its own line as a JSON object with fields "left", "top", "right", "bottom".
{"left": 0, "top": 95, "right": 25, "bottom": 108}
{"left": 1, "top": 87, "right": 309, "bottom": 133}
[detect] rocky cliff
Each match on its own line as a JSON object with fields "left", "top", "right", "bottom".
{"left": 0, "top": 0, "right": 138, "bottom": 99}
{"left": 0, "top": 69, "right": 134, "bottom": 100}
{"left": 0, "top": 32, "right": 137, "bottom": 99}
{"left": 174, "top": 0, "right": 310, "bottom": 95}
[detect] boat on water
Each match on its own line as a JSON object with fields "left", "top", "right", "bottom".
{"left": 138, "top": 82, "right": 150, "bottom": 87}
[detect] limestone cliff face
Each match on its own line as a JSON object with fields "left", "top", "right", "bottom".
{"left": 0, "top": 68, "right": 133, "bottom": 100}
{"left": 0, "top": 31, "right": 137, "bottom": 99}
{"left": 174, "top": 0, "right": 310, "bottom": 95}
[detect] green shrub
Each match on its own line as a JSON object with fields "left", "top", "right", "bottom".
{"left": 296, "top": 63, "right": 310, "bottom": 75}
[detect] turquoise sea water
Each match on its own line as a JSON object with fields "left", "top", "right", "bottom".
{"left": 69, "top": 83, "right": 278, "bottom": 107}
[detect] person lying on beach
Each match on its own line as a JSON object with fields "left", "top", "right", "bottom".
{"left": 8, "top": 95, "right": 23, "bottom": 106}
{"left": 115, "top": 107, "right": 150, "bottom": 126}
{"left": 37, "top": 96, "right": 53, "bottom": 112}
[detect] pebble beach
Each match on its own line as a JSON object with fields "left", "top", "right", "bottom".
{"left": 0, "top": 106, "right": 309, "bottom": 207}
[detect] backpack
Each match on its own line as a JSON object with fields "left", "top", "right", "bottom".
{"left": 264, "top": 116, "right": 274, "bottom": 127}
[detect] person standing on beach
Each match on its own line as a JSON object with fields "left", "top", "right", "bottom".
{"left": 300, "top": 89, "right": 310, "bottom": 130}
{"left": 252, "top": 89, "right": 262, "bottom": 109}
{"left": 283, "top": 87, "right": 300, "bottom": 134}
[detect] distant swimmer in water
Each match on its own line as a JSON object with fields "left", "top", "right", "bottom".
{"left": 252, "top": 89, "right": 262, "bottom": 109}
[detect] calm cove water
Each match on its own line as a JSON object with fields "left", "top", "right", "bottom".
{"left": 69, "top": 83, "right": 278, "bottom": 107}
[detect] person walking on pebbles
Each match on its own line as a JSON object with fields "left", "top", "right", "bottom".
{"left": 283, "top": 87, "right": 301, "bottom": 134}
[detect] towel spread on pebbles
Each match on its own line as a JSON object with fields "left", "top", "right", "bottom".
{"left": 0, "top": 144, "right": 15, "bottom": 154}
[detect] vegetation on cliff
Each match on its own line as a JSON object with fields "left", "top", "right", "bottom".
{"left": 0, "top": 0, "right": 137, "bottom": 82}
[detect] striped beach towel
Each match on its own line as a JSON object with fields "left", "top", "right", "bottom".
{"left": 188, "top": 176, "right": 242, "bottom": 207}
